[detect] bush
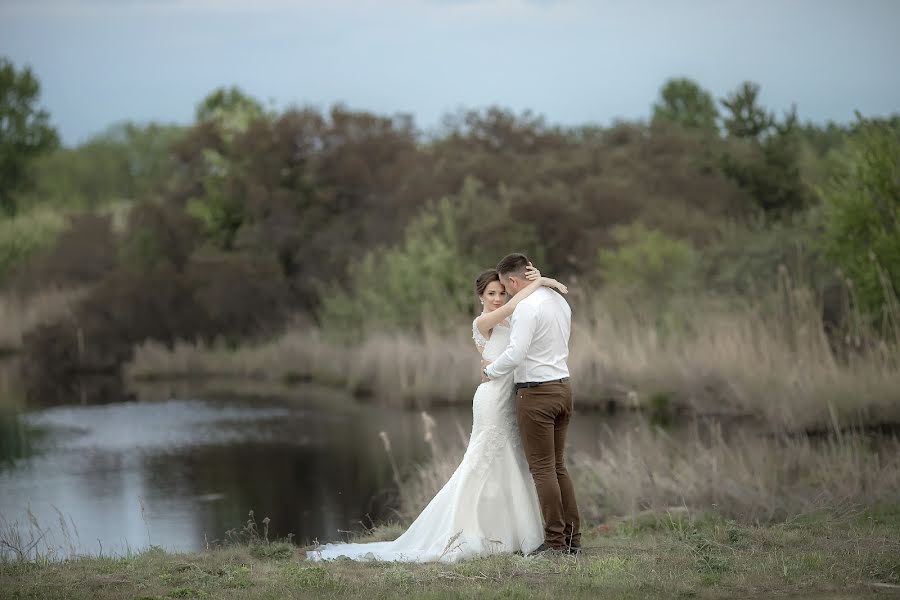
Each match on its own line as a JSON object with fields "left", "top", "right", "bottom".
{"left": 186, "top": 251, "right": 290, "bottom": 341}
{"left": 820, "top": 116, "right": 900, "bottom": 327}
{"left": 16, "top": 212, "right": 117, "bottom": 290}
{"left": 699, "top": 214, "right": 828, "bottom": 296}
{"left": 598, "top": 223, "right": 697, "bottom": 298}
{"left": 0, "top": 208, "right": 65, "bottom": 283}
{"left": 119, "top": 201, "right": 199, "bottom": 272}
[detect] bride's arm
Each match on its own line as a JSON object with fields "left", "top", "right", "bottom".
{"left": 475, "top": 266, "right": 567, "bottom": 336}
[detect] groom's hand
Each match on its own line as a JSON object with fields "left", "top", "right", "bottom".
{"left": 480, "top": 359, "right": 492, "bottom": 382}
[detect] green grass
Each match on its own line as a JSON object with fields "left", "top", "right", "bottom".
{"left": 2, "top": 508, "right": 898, "bottom": 599}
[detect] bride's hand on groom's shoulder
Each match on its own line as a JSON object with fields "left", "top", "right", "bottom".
{"left": 525, "top": 263, "right": 568, "bottom": 294}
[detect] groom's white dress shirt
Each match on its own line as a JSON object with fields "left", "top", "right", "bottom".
{"left": 485, "top": 287, "right": 571, "bottom": 383}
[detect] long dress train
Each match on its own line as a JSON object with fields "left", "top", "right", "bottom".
{"left": 308, "top": 319, "right": 543, "bottom": 562}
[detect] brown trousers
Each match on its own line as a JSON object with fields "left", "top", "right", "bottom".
{"left": 516, "top": 382, "right": 581, "bottom": 549}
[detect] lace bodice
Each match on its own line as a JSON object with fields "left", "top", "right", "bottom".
{"left": 472, "top": 316, "right": 512, "bottom": 361}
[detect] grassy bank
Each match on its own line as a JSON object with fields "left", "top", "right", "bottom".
{"left": 126, "top": 291, "right": 900, "bottom": 433}
{"left": 1, "top": 508, "right": 898, "bottom": 599}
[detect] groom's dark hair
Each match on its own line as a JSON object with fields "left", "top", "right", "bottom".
{"left": 496, "top": 253, "right": 530, "bottom": 278}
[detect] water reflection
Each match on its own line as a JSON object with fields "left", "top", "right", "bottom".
{"left": 0, "top": 382, "right": 442, "bottom": 554}
{"left": 0, "top": 375, "right": 638, "bottom": 556}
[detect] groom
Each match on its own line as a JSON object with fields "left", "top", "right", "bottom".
{"left": 481, "top": 253, "right": 581, "bottom": 554}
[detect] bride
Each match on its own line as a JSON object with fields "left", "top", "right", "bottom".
{"left": 309, "top": 265, "right": 568, "bottom": 562}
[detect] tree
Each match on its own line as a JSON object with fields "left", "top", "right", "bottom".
{"left": 319, "top": 178, "right": 543, "bottom": 335}
{"left": 820, "top": 115, "right": 900, "bottom": 326}
{"left": 195, "top": 86, "right": 265, "bottom": 138}
{"left": 652, "top": 78, "right": 719, "bottom": 131}
{"left": 0, "top": 58, "right": 59, "bottom": 215}
{"left": 718, "top": 83, "right": 811, "bottom": 215}
{"left": 20, "top": 121, "right": 184, "bottom": 210}
{"left": 720, "top": 82, "right": 773, "bottom": 140}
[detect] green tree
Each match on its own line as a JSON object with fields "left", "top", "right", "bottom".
{"left": 820, "top": 115, "right": 900, "bottom": 325}
{"left": 0, "top": 58, "right": 59, "bottom": 215}
{"left": 20, "top": 122, "right": 184, "bottom": 210}
{"left": 184, "top": 88, "right": 266, "bottom": 250}
{"left": 720, "top": 82, "right": 773, "bottom": 140}
{"left": 652, "top": 78, "right": 719, "bottom": 131}
{"left": 719, "top": 82, "right": 811, "bottom": 215}
{"left": 195, "top": 86, "right": 265, "bottom": 138}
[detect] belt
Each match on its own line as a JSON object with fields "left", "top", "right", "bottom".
{"left": 515, "top": 377, "right": 569, "bottom": 390}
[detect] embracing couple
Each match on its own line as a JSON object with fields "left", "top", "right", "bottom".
{"left": 311, "top": 253, "right": 579, "bottom": 562}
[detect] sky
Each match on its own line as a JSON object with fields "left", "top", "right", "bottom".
{"left": 2, "top": 0, "right": 899, "bottom": 145}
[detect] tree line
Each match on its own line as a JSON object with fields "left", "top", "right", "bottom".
{"left": 0, "top": 56, "right": 897, "bottom": 400}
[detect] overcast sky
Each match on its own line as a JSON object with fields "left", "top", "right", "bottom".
{"left": 2, "top": 0, "right": 899, "bottom": 145}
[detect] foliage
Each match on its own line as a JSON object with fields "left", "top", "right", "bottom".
{"left": 7, "top": 74, "right": 899, "bottom": 394}
{"left": 652, "top": 77, "right": 719, "bottom": 131}
{"left": 699, "top": 215, "right": 827, "bottom": 296}
{"left": 319, "top": 179, "right": 541, "bottom": 335}
{"left": 0, "top": 57, "right": 59, "bottom": 215}
{"left": 0, "top": 207, "right": 65, "bottom": 283}
{"left": 720, "top": 81, "right": 773, "bottom": 140}
{"left": 118, "top": 201, "right": 199, "bottom": 272}
{"left": 20, "top": 122, "right": 185, "bottom": 211}
{"left": 15, "top": 212, "right": 118, "bottom": 291}
{"left": 195, "top": 86, "right": 265, "bottom": 131}
{"left": 820, "top": 115, "right": 900, "bottom": 326}
{"left": 719, "top": 83, "right": 812, "bottom": 215}
{"left": 597, "top": 223, "right": 697, "bottom": 297}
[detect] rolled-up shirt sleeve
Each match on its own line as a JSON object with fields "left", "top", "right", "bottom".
{"left": 485, "top": 303, "right": 538, "bottom": 379}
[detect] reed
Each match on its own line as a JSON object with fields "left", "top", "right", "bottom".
{"left": 392, "top": 414, "right": 900, "bottom": 527}
{"left": 127, "top": 288, "right": 900, "bottom": 432}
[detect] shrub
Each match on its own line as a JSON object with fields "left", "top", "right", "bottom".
{"left": 820, "top": 116, "right": 900, "bottom": 329}
{"left": 699, "top": 214, "right": 828, "bottom": 296}
{"left": 186, "top": 251, "right": 290, "bottom": 341}
{"left": 598, "top": 223, "right": 697, "bottom": 298}
{"left": 16, "top": 212, "right": 117, "bottom": 290}
{"left": 119, "top": 201, "right": 199, "bottom": 272}
{"left": 0, "top": 208, "right": 65, "bottom": 283}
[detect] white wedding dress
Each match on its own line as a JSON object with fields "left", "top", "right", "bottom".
{"left": 309, "top": 318, "right": 544, "bottom": 562}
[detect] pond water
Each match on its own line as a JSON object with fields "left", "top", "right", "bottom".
{"left": 0, "top": 378, "right": 632, "bottom": 556}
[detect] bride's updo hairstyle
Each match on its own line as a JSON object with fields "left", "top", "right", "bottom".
{"left": 475, "top": 269, "right": 500, "bottom": 298}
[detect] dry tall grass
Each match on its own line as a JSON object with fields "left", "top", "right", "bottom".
{"left": 127, "top": 325, "right": 478, "bottom": 408}
{"left": 0, "top": 288, "right": 87, "bottom": 354}
{"left": 127, "top": 288, "right": 899, "bottom": 431}
{"left": 569, "top": 292, "right": 899, "bottom": 432}
{"left": 393, "top": 414, "right": 900, "bottom": 526}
